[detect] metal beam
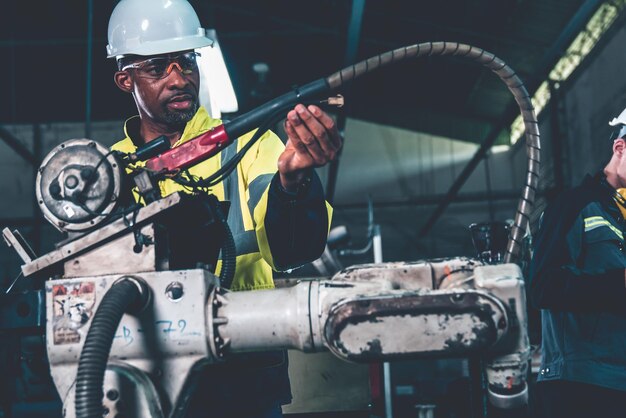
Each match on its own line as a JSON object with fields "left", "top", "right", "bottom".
{"left": 418, "top": 0, "right": 604, "bottom": 236}
{"left": 0, "top": 126, "right": 36, "bottom": 166}
{"left": 326, "top": 0, "right": 366, "bottom": 204}
{"left": 549, "top": 80, "right": 565, "bottom": 191}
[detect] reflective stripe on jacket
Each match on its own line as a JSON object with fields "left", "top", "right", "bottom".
{"left": 530, "top": 174, "right": 626, "bottom": 391}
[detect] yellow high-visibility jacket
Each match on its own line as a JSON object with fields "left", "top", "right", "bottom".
{"left": 112, "top": 107, "right": 331, "bottom": 291}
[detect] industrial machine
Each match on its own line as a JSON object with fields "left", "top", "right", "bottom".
{"left": 2, "top": 42, "right": 540, "bottom": 418}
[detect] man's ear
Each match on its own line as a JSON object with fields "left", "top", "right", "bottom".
{"left": 114, "top": 71, "right": 133, "bottom": 93}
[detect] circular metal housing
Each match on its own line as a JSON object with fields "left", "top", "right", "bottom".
{"left": 487, "top": 382, "right": 529, "bottom": 409}
{"left": 36, "top": 139, "right": 123, "bottom": 233}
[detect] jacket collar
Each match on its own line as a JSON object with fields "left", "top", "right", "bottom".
{"left": 120, "top": 106, "right": 219, "bottom": 152}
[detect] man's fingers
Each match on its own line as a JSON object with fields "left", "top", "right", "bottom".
{"left": 287, "top": 111, "right": 327, "bottom": 165}
{"left": 308, "top": 105, "right": 343, "bottom": 150}
{"left": 284, "top": 119, "right": 309, "bottom": 154}
{"left": 294, "top": 104, "right": 341, "bottom": 157}
{"left": 285, "top": 119, "right": 327, "bottom": 166}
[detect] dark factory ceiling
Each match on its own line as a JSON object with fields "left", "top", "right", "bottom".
{"left": 0, "top": 0, "right": 606, "bottom": 145}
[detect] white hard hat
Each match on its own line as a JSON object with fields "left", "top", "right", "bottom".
{"left": 106, "top": 0, "right": 213, "bottom": 59}
{"left": 609, "top": 107, "right": 626, "bottom": 126}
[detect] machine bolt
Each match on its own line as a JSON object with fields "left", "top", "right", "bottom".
{"left": 451, "top": 294, "right": 464, "bottom": 302}
{"left": 106, "top": 389, "right": 119, "bottom": 401}
{"left": 64, "top": 175, "right": 79, "bottom": 189}
{"left": 165, "top": 282, "right": 184, "bottom": 301}
{"left": 49, "top": 183, "right": 62, "bottom": 197}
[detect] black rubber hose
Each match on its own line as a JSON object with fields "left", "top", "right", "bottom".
{"left": 214, "top": 202, "right": 236, "bottom": 289}
{"left": 224, "top": 78, "right": 329, "bottom": 140}
{"left": 74, "top": 279, "right": 142, "bottom": 418}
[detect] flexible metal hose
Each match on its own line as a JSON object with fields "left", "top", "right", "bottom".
{"left": 187, "top": 41, "right": 539, "bottom": 263}
{"left": 325, "top": 42, "right": 540, "bottom": 263}
{"left": 74, "top": 279, "right": 144, "bottom": 418}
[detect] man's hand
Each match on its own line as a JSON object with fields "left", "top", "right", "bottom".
{"left": 278, "top": 104, "right": 342, "bottom": 192}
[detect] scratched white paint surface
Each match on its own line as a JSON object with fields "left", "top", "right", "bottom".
{"left": 338, "top": 313, "right": 486, "bottom": 354}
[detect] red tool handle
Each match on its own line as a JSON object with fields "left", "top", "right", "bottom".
{"left": 145, "top": 125, "right": 229, "bottom": 173}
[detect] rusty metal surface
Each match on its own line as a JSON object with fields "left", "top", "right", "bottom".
{"left": 47, "top": 268, "right": 218, "bottom": 418}
{"left": 333, "top": 257, "right": 483, "bottom": 291}
{"left": 35, "top": 139, "right": 124, "bottom": 233}
{"left": 323, "top": 290, "right": 505, "bottom": 362}
{"left": 474, "top": 264, "right": 530, "bottom": 408}
{"left": 22, "top": 193, "right": 182, "bottom": 278}
{"left": 63, "top": 224, "right": 157, "bottom": 277}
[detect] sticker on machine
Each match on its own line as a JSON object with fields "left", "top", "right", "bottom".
{"left": 52, "top": 281, "right": 96, "bottom": 345}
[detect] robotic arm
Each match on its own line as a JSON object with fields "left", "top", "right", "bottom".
{"left": 41, "top": 249, "right": 529, "bottom": 418}
{"left": 3, "top": 41, "right": 539, "bottom": 418}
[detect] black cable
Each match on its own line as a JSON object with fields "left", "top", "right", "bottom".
{"left": 212, "top": 201, "right": 236, "bottom": 289}
{"left": 70, "top": 149, "right": 133, "bottom": 223}
{"left": 172, "top": 116, "right": 275, "bottom": 188}
{"left": 76, "top": 150, "right": 116, "bottom": 204}
{"left": 173, "top": 100, "right": 322, "bottom": 189}
{"left": 74, "top": 279, "right": 143, "bottom": 418}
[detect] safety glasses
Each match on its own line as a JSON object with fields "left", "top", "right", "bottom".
{"left": 610, "top": 124, "right": 626, "bottom": 142}
{"left": 121, "top": 51, "right": 200, "bottom": 79}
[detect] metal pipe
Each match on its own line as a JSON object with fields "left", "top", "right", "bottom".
{"left": 214, "top": 283, "right": 316, "bottom": 353}
{"left": 371, "top": 224, "right": 393, "bottom": 418}
{"left": 326, "top": 0, "right": 366, "bottom": 203}
{"left": 484, "top": 150, "right": 495, "bottom": 221}
{"left": 549, "top": 80, "right": 565, "bottom": 191}
{"left": 85, "top": 0, "right": 93, "bottom": 139}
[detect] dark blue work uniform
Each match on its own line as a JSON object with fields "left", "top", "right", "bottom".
{"left": 529, "top": 173, "right": 626, "bottom": 417}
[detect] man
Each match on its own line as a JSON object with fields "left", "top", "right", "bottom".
{"left": 529, "top": 107, "right": 626, "bottom": 418}
{"left": 106, "top": 0, "right": 340, "bottom": 416}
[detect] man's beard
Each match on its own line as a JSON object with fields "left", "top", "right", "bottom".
{"left": 162, "top": 99, "right": 199, "bottom": 126}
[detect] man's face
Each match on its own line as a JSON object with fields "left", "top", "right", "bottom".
{"left": 607, "top": 138, "right": 626, "bottom": 189}
{"left": 616, "top": 140, "right": 626, "bottom": 188}
{"left": 115, "top": 51, "right": 201, "bottom": 127}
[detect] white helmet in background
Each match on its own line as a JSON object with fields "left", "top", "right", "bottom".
{"left": 106, "top": 0, "right": 213, "bottom": 59}
{"left": 609, "top": 107, "right": 626, "bottom": 127}
{"left": 609, "top": 107, "right": 626, "bottom": 141}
